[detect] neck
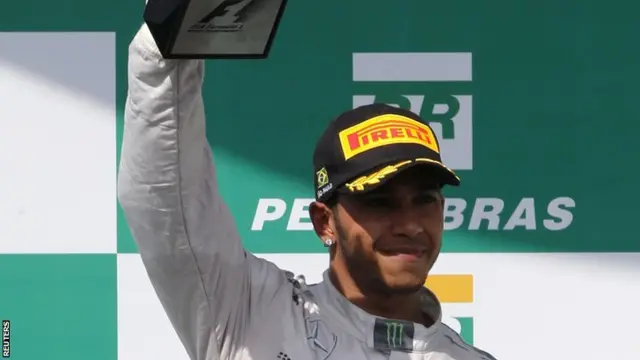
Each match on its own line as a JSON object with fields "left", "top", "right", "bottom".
{"left": 328, "top": 265, "right": 431, "bottom": 326}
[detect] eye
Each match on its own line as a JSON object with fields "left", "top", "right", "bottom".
{"left": 415, "top": 192, "right": 440, "bottom": 205}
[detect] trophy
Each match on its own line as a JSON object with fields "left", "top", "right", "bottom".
{"left": 144, "top": 0, "right": 288, "bottom": 59}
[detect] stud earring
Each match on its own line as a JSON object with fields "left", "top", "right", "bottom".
{"left": 324, "top": 239, "right": 334, "bottom": 247}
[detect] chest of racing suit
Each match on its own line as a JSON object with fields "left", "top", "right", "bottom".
{"left": 117, "top": 23, "right": 497, "bottom": 360}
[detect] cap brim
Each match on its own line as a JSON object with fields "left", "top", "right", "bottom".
{"left": 340, "top": 158, "right": 460, "bottom": 194}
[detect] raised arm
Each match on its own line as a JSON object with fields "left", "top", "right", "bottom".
{"left": 117, "top": 24, "right": 289, "bottom": 359}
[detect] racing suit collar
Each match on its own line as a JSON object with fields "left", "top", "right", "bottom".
{"left": 320, "top": 270, "right": 443, "bottom": 353}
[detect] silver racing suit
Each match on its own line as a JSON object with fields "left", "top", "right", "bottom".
{"left": 117, "top": 23, "right": 498, "bottom": 360}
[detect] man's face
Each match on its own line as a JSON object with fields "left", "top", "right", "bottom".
{"left": 313, "top": 166, "right": 445, "bottom": 296}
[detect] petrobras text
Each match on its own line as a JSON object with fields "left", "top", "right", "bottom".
{"left": 251, "top": 197, "right": 576, "bottom": 231}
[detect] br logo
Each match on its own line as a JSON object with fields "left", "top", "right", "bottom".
{"left": 425, "top": 274, "right": 475, "bottom": 344}
{"left": 352, "top": 52, "right": 473, "bottom": 171}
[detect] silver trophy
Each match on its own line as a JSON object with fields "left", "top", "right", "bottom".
{"left": 144, "top": 0, "right": 288, "bottom": 59}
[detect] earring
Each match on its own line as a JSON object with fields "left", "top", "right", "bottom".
{"left": 324, "top": 239, "right": 334, "bottom": 247}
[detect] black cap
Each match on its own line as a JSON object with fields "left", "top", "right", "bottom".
{"left": 313, "top": 103, "right": 460, "bottom": 202}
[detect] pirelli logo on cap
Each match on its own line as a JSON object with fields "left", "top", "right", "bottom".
{"left": 338, "top": 114, "right": 439, "bottom": 160}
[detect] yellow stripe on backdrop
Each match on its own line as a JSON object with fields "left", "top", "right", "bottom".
{"left": 425, "top": 275, "right": 473, "bottom": 303}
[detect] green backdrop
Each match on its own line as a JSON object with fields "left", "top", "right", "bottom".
{"left": 2, "top": 1, "right": 640, "bottom": 359}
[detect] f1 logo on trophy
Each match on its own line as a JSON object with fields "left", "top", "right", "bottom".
{"left": 144, "top": 0, "right": 288, "bottom": 59}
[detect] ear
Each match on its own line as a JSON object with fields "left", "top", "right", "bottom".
{"left": 308, "top": 201, "right": 336, "bottom": 243}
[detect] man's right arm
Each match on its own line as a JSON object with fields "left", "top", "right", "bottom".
{"left": 117, "top": 24, "right": 291, "bottom": 359}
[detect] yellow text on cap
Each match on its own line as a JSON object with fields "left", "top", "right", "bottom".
{"left": 338, "top": 114, "right": 439, "bottom": 160}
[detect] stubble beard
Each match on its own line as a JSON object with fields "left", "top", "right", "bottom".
{"left": 335, "top": 219, "right": 425, "bottom": 298}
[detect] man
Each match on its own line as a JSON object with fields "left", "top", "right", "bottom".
{"left": 118, "top": 22, "right": 497, "bottom": 360}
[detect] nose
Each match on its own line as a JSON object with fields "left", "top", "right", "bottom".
{"left": 389, "top": 207, "right": 425, "bottom": 239}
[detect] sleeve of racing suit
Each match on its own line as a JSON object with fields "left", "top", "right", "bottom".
{"left": 117, "top": 24, "right": 291, "bottom": 360}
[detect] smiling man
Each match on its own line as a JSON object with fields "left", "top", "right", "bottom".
{"left": 118, "top": 23, "right": 497, "bottom": 360}
{"left": 308, "top": 105, "right": 461, "bottom": 328}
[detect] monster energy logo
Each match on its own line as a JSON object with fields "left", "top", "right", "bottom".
{"left": 373, "top": 319, "right": 414, "bottom": 352}
{"left": 385, "top": 322, "right": 404, "bottom": 348}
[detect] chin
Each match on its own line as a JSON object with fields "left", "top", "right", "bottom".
{"left": 382, "top": 274, "right": 427, "bottom": 294}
